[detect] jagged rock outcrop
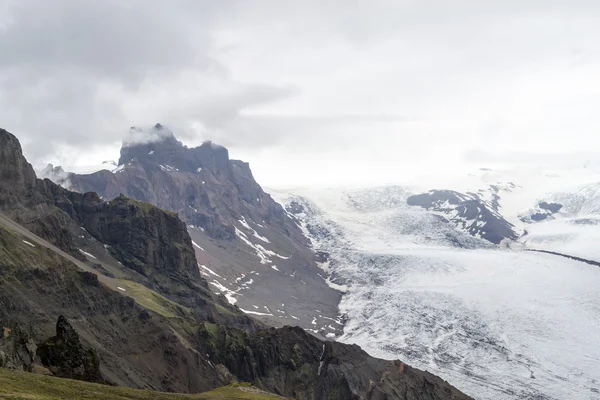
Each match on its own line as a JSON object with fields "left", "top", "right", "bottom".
{"left": 0, "top": 128, "right": 37, "bottom": 206}
{"left": 0, "top": 324, "right": 37, "bottom": 372}
{"left": 37, "top": 316, "right": 103, "bottom": 383}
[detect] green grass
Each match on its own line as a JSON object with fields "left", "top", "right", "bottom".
{"left": 0, "top": 368, "right": 287, "bottom": 399}
{"left": 214, "top": 304, "right": 237, "bottom": 317}
{"left": 0, "top": 227, "right": 73, "bottom": 280}
{"left": 115, "top": 280, "right": 191, "bottom": 319}
{"left": 0, "top": 227, "right": 43, "bottom": 267}
{"left": 203, "top": 322, "right": 221, "bottom": 337}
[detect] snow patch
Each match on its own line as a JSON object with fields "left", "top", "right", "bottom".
{"left": 198, "top": 264, "right": 221, "bottom": 278}
{"left": 238, "top": 216, "right": 271, "bottom": 243}
{"left": 209, "top": 280, "right": 238, "bottom": 305}
{"left": 159, "top": 164, "right": 178, "bottom": 172}
{"left": 112, "top": 164, "right": 126, "bottom": 173}
{"left": 234, "top": 227, "right": 287, "bottom": 264}
{"left": 78, "top": 249, "right": 97, "bottom": 259}
{"left": 240, "top": 308, "right": 273, "bottom": 316}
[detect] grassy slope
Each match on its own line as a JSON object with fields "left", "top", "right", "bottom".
{"left": 0, "top": 224, "right": 190, "bottom": 322}
{"left": 0, "top": 368, "right": 287, "bottom": 400}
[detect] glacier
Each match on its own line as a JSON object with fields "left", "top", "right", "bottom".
{"left": 271, "top": 177, "right": 600, "bottom": 400}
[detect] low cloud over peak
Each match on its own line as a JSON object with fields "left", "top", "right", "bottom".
{"left": 123, "top": 124, "right": 178, "bottom": 146}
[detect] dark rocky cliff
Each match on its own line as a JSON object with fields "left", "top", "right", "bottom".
{"left": 0, "top": 128, "right": 37, "bottom": 206}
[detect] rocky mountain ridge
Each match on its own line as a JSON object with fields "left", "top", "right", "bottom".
{"left": 0, "top": 127, "right": 471, "bottom": 399}
{"left": 66, "top": 125, "right": 342, "bottom": 335}
{"left": 406, "top": 185, "right": 518, "bottom": 245}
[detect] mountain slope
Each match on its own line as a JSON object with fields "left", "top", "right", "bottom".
{"left": 406, "top": 185, "right": 518, "bottom": 245}
{"left": 0, "top": 128, "right": 470, "bottom": 400}
{"left": 0, "top": 368, "right": 287, "bottom": 399}
{"left": 67, "top": 125, "right": 341, "bottom": 335}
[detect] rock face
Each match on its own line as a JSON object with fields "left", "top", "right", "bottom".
{"left": 196, "top": 324, "right": 471, "bottom": 400}
{"left": 0, "top": 128, "right": 37, "bottom": 206}
{"left": 67, "top": 125, "right": 342, "bottom": 334}
{"left": 37, "top": 316, "right": 103, "bottom": 383}
{"left": 0, "top": 325, "right": 37, "bottom": 372}
{"left": 407, "top": 188, "right": 518, "bottom": 244}
{"left": 71, "top": 125, "right": 297, "bottom": 243}
{"left": 38, "top": 187, "right": 213, "bottom": 309}
{"left": 519, "top": 201, "right": 564, "bottom": 223}
{"left": 0, "top": 127, "right": 472, "bottom": 399}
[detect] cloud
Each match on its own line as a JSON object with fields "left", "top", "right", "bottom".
{"left": 463, "top": 148, "right": 600, "bottom": 168}
{"left": 0, "top": 0, "right": 217, "bottom": 82}
{"left": 123, "top": 124, "right": 177, "bottom": 146}
{"left": 1, "top": 1, "right": 600, "bottom": 186}
{"left": 196, "top": 113, "right": 415, "bottom": 150}
{"left": 0, "top": 0, "right": 294, "bottom": 165}
{"left": 36, "top": 163, "right": 72, "bottom": 189}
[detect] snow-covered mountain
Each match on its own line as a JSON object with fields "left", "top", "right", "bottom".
{"left": 271, "top": 168, "right": 600, "bottom": 400}
{"left": 518, "top": 182, "right": 600, "bottom": 261}
{"left": 406, "top": 185, "right": 518, "bottom": 244}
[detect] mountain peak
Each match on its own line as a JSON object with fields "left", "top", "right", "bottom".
{"left": 117, "top": 125, "right": 231, "bottom": 175}
{"left": 0, "top": 128, "right": 37, "bottom": 204}
{"left": 119, "top": 124, "right": 184, "bottom": 166}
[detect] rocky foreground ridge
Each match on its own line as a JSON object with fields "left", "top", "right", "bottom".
{"left": 0, "top": 128, "right": 471, "bottom": 399}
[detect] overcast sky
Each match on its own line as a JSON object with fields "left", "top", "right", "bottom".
{"left": 1, "top": 0, "right": 599, "bottom": 186}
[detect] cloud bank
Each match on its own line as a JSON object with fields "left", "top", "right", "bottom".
{"left": 1, "top": 1, "right": 599, "bottom": 186}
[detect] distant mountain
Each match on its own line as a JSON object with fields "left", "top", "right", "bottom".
{"left": 406, "top": 184, "right": 518, "bottom": 245}
{"left": 64, "top": 124, "right": 342, "bottom": 336}
{"left": 0, "top": 127, "right": 471, "bottom": 399}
